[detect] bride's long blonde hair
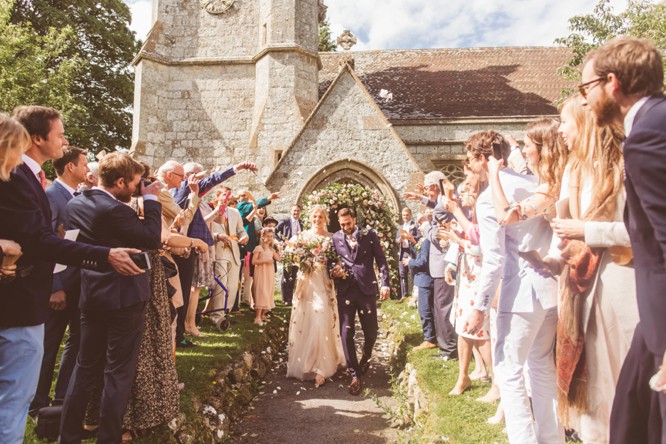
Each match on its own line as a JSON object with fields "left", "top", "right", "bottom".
{"left": 309, "top": 204, "right": 330, "bottom": 225}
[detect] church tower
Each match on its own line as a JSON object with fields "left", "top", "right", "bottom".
{"left": 130, "top": 0, "right": 324, "bottom": 192}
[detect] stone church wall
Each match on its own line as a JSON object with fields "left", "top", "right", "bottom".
{"left": 268, "top": 71, "right": 423, "bottom": 215}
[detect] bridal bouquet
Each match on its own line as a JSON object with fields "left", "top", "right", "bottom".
{"left": 282, "top": 234, "right": 338, "bottom": 275}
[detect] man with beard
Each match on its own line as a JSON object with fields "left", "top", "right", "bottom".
{"left": 59, "top": 152, "right": 163, "bottom": 443}
{"left": 581, "top": 37, "right": 666, "bottom": 443}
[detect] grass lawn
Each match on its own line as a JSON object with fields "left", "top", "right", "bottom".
{"left": 380, "top": 300, "right": 508, "bottom": 444}
{"left": 24, "top": 296, "right": 289, "bottom": 444}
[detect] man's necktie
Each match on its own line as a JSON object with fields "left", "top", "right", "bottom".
{"left": 38, "top": 170, "right": 47, "bottom": 190}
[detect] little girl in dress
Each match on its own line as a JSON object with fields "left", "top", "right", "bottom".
{"left": 251, "top": 228, "right": 278, "bottom": 325}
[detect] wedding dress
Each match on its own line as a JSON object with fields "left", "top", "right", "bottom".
{"left": 286, "top": 231, "right": 345, "bottom": 381}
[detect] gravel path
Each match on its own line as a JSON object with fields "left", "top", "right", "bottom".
{"left": 229, "top": 326, "right": 398, "bottom": 444}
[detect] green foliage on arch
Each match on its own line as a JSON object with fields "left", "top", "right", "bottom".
{"left": 303, "top": 182, "right": 400, "bottom": 297}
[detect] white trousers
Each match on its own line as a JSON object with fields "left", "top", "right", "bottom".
{"left": 494, "top": 300, "right": 563, "bottom": 444}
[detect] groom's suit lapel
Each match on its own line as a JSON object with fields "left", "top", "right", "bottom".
{"left": 335, "top": 230, "right": 353, "bottom": 262}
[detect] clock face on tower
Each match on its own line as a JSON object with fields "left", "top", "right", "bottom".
{"left": 200, "top": 0, "right": 235, "bottom": 14}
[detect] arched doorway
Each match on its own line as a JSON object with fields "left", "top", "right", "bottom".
{"left": 297, "top": 159, "right": 400, "bottom": 216}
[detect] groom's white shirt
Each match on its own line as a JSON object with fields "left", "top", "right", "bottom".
{"left": 474, "top": 168, "right": 558, "bottom": 313}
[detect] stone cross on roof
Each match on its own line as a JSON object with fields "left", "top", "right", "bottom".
{"left": 337, "top": 29, "right": 357, "bottom": 51}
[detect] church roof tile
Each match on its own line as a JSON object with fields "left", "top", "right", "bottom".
{"left": 319, "top": 46, "right": 574, "bottom": 120}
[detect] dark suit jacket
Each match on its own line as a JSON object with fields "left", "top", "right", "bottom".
{"left": 0, "top": 164, "right": 109, "bottom": 327}
{"left": 331, "top": 227, "right": 390, "bottom": 296}
{"left": 408, "top": 238, "right": 433, "bottom": 288}
{"left": 622, "top": 94, "right": 666, "bottom": 356}
{"left": 65, "top": 189, "right": 162, "bottom": 311}
{"left": 45, "top": 180, "right": 80, "bottom": 299}
{"left": 395, "top": 220, "right": 420, "bottom": 258}
{"left": 275, "top": 217, "right": 303, "bottom": 242}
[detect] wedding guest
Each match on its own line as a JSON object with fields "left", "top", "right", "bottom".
{"left": 171, "top": 160, "right": 257, "bottom": 348}
{"left": 58, "top": 151, "right": 162, "bottom": 444}
{"left": 251, "top": 228, "right": 279, "bottom": 325}
{"left": 79, "top": 161, "right": 98, "bottom": 191}
{"left": 404, "top": 221, "right": 437, "bottom": 350}
{"left": 156, "top": 160, "right": 200, "bottom": 229}
{"left": 183, "top": 163, "right": 217, "bottom": 338}
{"left": 489, "top": 118, "right": 568, "bottom": 225}
{"left": 0, "top": 109, "right": 139, "bottom": 444}
{"left": 505, "top": 134, "right": 529, "bottom": 174}
{"left": 396, "top": 207, "right": 420, "bottom": 299}
{"left": 580, "top": 37, "right": 666, "bottom": 444}
{"left": 464, "top": 130, "right": 563, "bottom": 443}
{"left": 276, "top": 204, "right": 303, "bottom": 306}
{"left": 423, "top": 171, "right": 458, "bottom": 360}
{"left": 30, "top": 146, "right": 89, "bottom": 417}
{"left": 122, "top": 167, "right": 208, "bottom": 440}
{"left": 237, "top": 190, "right": 279, "bottom": 308}
{"left": 209, "top": 192, "right": 248, "bottom": 329}
{"left": 547, "top": 93, "right": 638, "bottom": 443}
{"left": 439, "top": 173, "right": 492, "bottom": 397}
{"left": 0, "top": 115, "right": 27, "bottom": 282}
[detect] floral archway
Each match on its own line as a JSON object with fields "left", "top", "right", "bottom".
{"left": 302, "top": 182, "right": 400, "bottom": 297}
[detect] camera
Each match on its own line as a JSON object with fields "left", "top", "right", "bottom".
{"left": 132, "top": 178, "right": 154, "bottom": 197}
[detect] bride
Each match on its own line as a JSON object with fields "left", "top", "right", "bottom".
{"left": 286, "top": 205, "right": 345, "bottom": 386}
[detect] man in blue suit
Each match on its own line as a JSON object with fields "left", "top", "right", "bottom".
{"left": 0, "top": 106, "right": 142, "bottom": 444}
{"left": 395, "top": 207, "right": 420, "bottom": 299}
{"left": 581, "top": 37, "right": 666, "bottom": 444}
{"left": 60, "top": 152, "right": 163, "bottom": 444}
{"left": 30, "top": 147, "right": 89, "bottom": 416}
{"left": 275, "top": 204, "right": 303, "bottom": 305}
{"left": 331, "top": 207, "right": 390, "bottom": 395}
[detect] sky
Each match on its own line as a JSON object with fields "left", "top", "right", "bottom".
{"left": 123, "top": 0, "right": 628, "bottom": 50}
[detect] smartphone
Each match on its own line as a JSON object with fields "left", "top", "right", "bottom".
{"left": 492, "top": 142, "right": 503, "bottom": 160}
{"left": 439, "top": 179, "right": 454, "bottom": 200}
{"left": 130, "top": 252, "right": 152, "bottom": 271}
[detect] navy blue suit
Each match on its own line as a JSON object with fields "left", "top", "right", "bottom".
{"left": 395, "top": 220, "right": 420, "bottom": 298}
{"left": 331, "top": 227, "right": 389, "bottom": 377}
{"left": 60, "top": 189, "right": 161, "bottom": 444}
{"left": 275, "top": 216, "right": 303, "bottom": 304}
{"left": 408, "top": 238, "right": 436, "bottom": 344}
{"left": 30, "top": 181, "right": 83, "bottom": 414}
{"left": 611, "top": 95, "right": 666, "bottom": 444}
{"left": 0, "top": 165, "right": 109, "bottom": 328}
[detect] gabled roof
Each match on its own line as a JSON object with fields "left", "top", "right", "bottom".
{"left": 319, "top": 46, "right": 574, "bottom": 120}
{"left": 265, "top": 62, "right": 421, "bottom": 185}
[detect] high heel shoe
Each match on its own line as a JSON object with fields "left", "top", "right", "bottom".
{"left": 315, "top": 374, "right": 325, "bottom": 387}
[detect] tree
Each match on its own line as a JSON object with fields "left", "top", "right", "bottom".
{"left": 556, "top": 0, "right": 666, "bottom": 95}
{"left": 10, "top": 0, "right": 140, "bottom": 154}
{"left": 318, "top": 18, "right": 337, "bottom": 52}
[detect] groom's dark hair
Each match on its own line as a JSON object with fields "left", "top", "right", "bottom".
{"left": 338, "top": 207, "right": 355, "bottom": 218}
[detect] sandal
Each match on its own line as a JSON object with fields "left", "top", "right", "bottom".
{"left": 315, "top": 374, "right": 325, "bottom": 387}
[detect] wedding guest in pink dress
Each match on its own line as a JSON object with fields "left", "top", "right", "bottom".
{"left": 251, "top": 228, "right": 278, "bottom": 325}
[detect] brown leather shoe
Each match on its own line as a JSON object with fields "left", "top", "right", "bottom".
{"left": 413, "top": 341, "right": 438, "bottom": 351}
{"left": 349, "top": 377, "right": 362, "bottom": 396}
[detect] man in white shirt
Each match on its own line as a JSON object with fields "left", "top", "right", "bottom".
{"left": 276, "top": 204, "right": 303, "bottom": 305}
{"left": 464, "top": 130, "right": 562, "bottom": 443}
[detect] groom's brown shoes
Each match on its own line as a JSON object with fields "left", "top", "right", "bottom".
{"left": 349, "top": 377, "right": 362, "bottom": 396}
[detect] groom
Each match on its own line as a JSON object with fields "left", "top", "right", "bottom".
{"left": 331, "top": 208, "right": 390, "bottom": 395}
